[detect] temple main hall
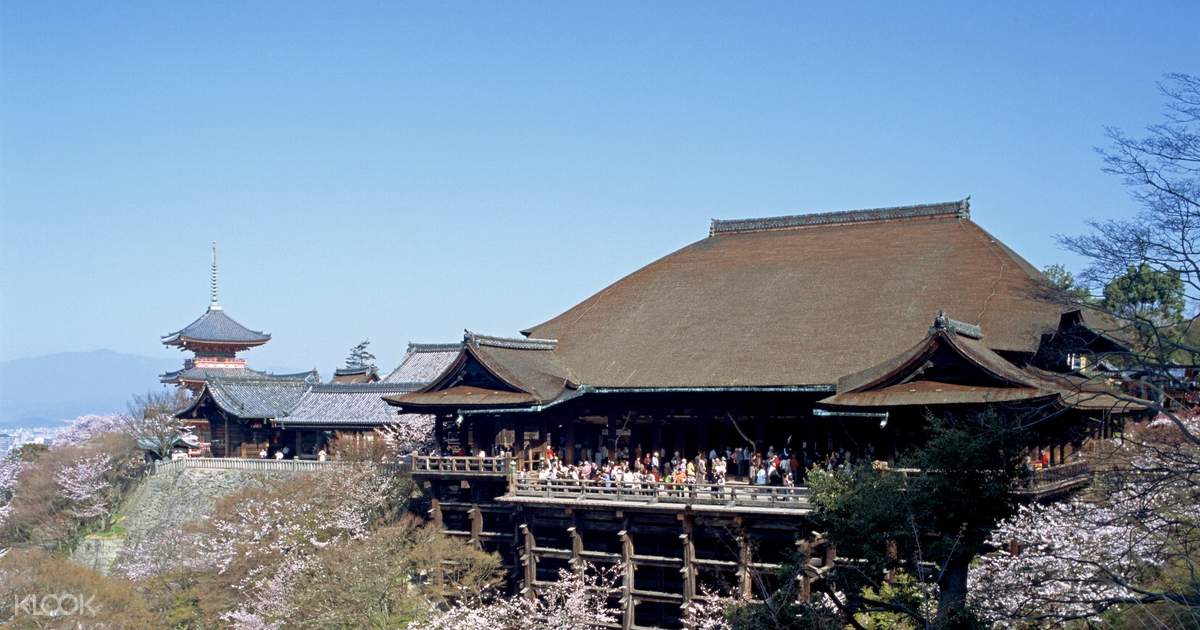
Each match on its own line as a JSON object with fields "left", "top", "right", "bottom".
{"left": 388, "top": 199, "right": 1144, "bottom": 629}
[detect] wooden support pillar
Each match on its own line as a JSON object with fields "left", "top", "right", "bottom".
{"left": 679, "top": 515, "right": 696, "bottom": 606}
{"left": 429, "top": 498, "right": 443, "bottom": 531}
{"left": 565, "top": 421, "right": 576, "bottom": 465}
{"left": 795, "top": 538, "right": 813, "bottom": 603}
{"left": 885, "top": 539, "right": 898, "bottom": 583}
{"left": 434, "top": 415, "right": 445, "bottom": 453}
{"left": 468, "top": 505, "right": 483, "bottom": 550}
{"left": 619, "top": 529, "right": 636, "bottom": 630}
{"left": 568, "top": 526, "right": 584, "bottom": 571}
{"left": 736, "top": 533, "right": 753, "bottom": 600}
{"left": 520, "top": 524, "right": 538, "bottom": 601}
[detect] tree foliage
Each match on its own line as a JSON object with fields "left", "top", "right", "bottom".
{"left": 809, "top": 412, "right": 1027, "bottom": 629}
{"left": 1042, "top": 264, "right": 1093, "bottom": 304}
{"left": 345, "top": 339, "right": 377, "bottom": 370}
{"left": 1101, "top": 262, "right": 1185, "bottom": 325}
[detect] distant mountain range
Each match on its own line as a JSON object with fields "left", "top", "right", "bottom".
{"left": 0, "top": 350, "right": 181, "bottom": 430}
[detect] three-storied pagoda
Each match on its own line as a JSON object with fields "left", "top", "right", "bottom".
{"left": 160, "top": 244, "right": 307, "bottom": 390}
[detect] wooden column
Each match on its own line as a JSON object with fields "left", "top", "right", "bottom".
{"left": 736, "top": 533, "right": 753, "bottom": 600}
{"left": 565, "top": 421, "right": 576, "bottom": 465}
{"left": 569, "top": 525, "right": 584, "bottom": 571}
{"left": 796, "top": 539, "right": 813, "bottom": 603}
{"left": 520, "top": 524, "right": 538, "bottom": 600}
{"left": 679, "top": 515, "right": 696, "bottom": 606}
{"left": 468, "top": 505, "right": 483, "bottom": 550}
{"left": 434, "top": 415, "right": 445, "bottom": 453}
{"left": 619, "top": 529, "right": 636, "bottom": 630}
{"left": 429, "top": 498, "right": 443, "bottom": 531}
{"left": 885, "top": 539, "right": 898, "bottom": 583}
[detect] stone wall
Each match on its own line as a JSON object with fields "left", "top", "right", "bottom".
{"left": 72, "top": 466, "right": 301, "bottom": 575}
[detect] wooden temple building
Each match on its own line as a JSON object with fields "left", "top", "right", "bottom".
{"left": 161, "top": 245, "right": 455, "bottom": 457}
{"left": 386, "top": 200, "right": 1147, "bottom": 629}
{"left": 171, "top": 342, "right": 459, "bottom": 458}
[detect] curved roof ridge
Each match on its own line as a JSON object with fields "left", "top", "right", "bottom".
{"left": 307, "top": 381, "right": 424, "bottom": 394}
{"left": 407, "top": 342, "right": 464, "bottom": 353}
{"left": 465, "top": 330, "right": 557, "bottom": 351}
{"left": 710, "top": 198, "right": 969, "bottom": 236}
{"left": 162, "top": 308, "right": 271, "bottom": 346}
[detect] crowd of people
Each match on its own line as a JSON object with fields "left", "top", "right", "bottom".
{"left": 517, "top": 443, "right": 868, "bottom": 488}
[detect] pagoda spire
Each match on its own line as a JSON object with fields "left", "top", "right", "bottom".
{"left": 209, "top": 241, "right": 222, "bottom": 311}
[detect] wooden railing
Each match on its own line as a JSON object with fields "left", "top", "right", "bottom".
{"left": 151, "top": 457, "right": 407, "bottom": 476}
{"left": 884, "top": 461, "right": 1094, "bottom": 495}
{"left": 1020, "top": 459, "right": 1092, "bottom": 494}
{"left": 411, "top": 454, "right": 512, "bottom": 476}
{"left": 508, "top": 476, "right": 811, "bottom": 510}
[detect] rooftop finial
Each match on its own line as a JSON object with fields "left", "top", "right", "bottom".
{"left": 209, "top": 242, "right": 222, "bottom": 310}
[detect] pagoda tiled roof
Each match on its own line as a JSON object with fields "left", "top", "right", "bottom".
{"left": 162, "top": 307, "right": 271, "bottom": 346}
{"left": 160, "top": 366, "right": 317, "bottom": 385}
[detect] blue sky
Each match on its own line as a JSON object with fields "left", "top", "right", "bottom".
{"left": 2, "top": 2, "right": 1197, "bottom": 374}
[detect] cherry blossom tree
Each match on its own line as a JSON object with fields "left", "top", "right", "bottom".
{"left": 376, "top": 413, "right": 434, "bottom": 456}
{"left": 681, "top": 587, "right": 738, "bottom": 630}
{"left": 169, "top": 466, "right": 407, "bottom": 626}
{"left": 0, "top": 455, "right": 26, "bottom": 530}
{"left": 417, "top": 561, "right": 623, "bottom": 630}
{"left": 54, "top": 414, "right": 129, "bottom": 446}
{"left": 126, "top": 389, "right": 194, "bottom": 460}
{"left": 970, "top": 416, "right": 1200, "bottom": 624}
{"left": 54, "top": 454, "right": 112, "bottom": 521}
